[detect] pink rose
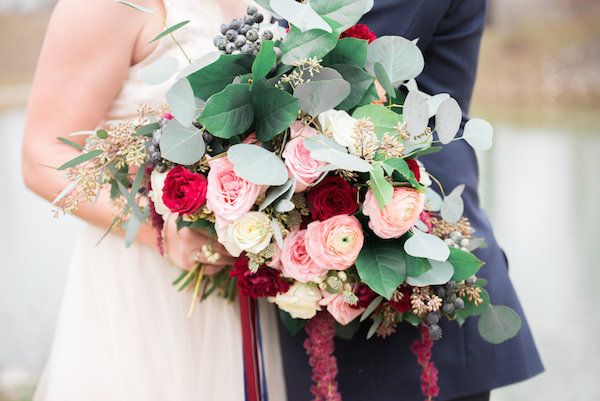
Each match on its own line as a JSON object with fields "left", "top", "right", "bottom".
{"left": 282, "top": 121, "right": 325, "bottom": 192}
{"left": 320, "top": 292, "right": 364, "bottom": 325}
{"left": 363, "top": 187, "right": 425, "bottom": 239}
{"left": 305, "top": 215, "right": 364, "bottom": 271}
{"left": 206, "top": 157, "right": 262, "bottom": 223}
{"left": 280, "top": 229, "right": 328, "bottom": 283}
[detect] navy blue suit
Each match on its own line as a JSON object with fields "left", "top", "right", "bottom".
{"left": 277, "top": 1, "right": 544, "bottom": 400}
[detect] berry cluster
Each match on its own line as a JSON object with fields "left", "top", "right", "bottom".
{"left": 145, "top": 117, "right": 171, "bottom": 172}
{"left": 426, "top": 280, "right": 468, "bottom": 341}
{"left": 213, "top": 6, "right": 279, "bottom": 57}
{"left": 444, "top": 230, "right": 471, "bottom": 251}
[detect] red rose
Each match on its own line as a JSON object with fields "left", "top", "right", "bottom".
{"left": 405, "top": 158, "right": 421, "bottom": 182}
{"left": 340, "top": 24, "right": 377, "bottom": 43}
{"left": 230, "top": 254, "right": 290, "bottom": 299}
{"left": 306, "top": 176, "right": 359, "bottom": 221}
{"left": 352, "top": 284, "right": 378, "bottom": 309}
{"left": 390, "top": 286, "right": 413, "bottom": 313}
{"left": 162, "top": 166, "right": 208, "bottom": 214}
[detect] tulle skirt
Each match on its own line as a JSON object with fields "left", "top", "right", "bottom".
{"left": 33, "top": 225, "right": 286, "bottom": 401}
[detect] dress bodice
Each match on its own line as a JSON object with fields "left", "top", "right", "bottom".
{"left": 106, "top": 0, "right": 227, "bottom": 120}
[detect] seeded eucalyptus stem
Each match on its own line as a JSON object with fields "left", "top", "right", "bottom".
{"left": 149, "top": 13, "right": 192, "bottom": 64}
{"left": 428, "top": 172, "right": 446, "bottom": 197}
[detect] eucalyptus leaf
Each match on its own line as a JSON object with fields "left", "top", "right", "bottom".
{"left": 117, "top": 0, "right": 155, "bottom": 14}
{"left": 124, "top": 211, "right": 143, "bottom": 248}
{"left": 369, "top": 164, "right": 393, "bottom": 208}
{"left": 365, "top": 36, "right": 424, "bottom": 85}
{"left": 424, "top": 187, "right": 443, "bottom": 212}
{"left": 252, "top": 40, "right": 277, "bottom": 81}
{"left": 436, "top": 97, "right": 462, "bottom": 144}
{"left": 405, "top": 259, "right": 454, "bottom": 286}
{"left": 310, "top": 149, "right": 372, "bottom": 172}
{"left": 352, "top": 104, "right": 401, "bottom": 139}
{"left": 199, "top": 84, "right": 254, "bottom": 138}
{"left": 441, "top": 184, "right": 465, "bottom": 224}
{"left": 366, "top": 314, "right": 382, "bottom": 339}
{"left": 272, "top": 219, "right": 284, "bottom": 249}
{"left": 331, "top": 64, "right": 374, "bottom": 110}
{"left": 478, "top": 305, "right": 522, "bottom": 344}
{"left": 311, "top": 0, "right": 373, "bottom": 31}
{"left": 278, "top": 309, "right": 306, "bottom": 336}
{"left": 404, "top": 254, "right": 431, "bottom": 278}
{"left": 382, "top": 157, "right": 421, "bottom": 189}
{"left": 274, "top": 199, "right": 295, "bottom": 213}
{"left": 404, "top": 90, "right": 429, "bottom": 136}
{"left": 404, "top": 229, "right": 450, "bottom": 262}
{"left": 293, "top": 67, "right": 351, "bottom": 116}
{"left": 135, "top": 123, "right": 160, "bottom": 137}
{"left": 360, "top": 295, "right": 384, "bottom": 322}
{"left": 139, "top": 56, "right": 179, "bottom": 85}
{"left": 374, "top": 62, "right": 395, "bottom": 99}
{"left": 252, "top": 87, "right": 299, "bottom": 142}
{"left": 149, "top": 20, "right": 190, "bottom": 44}
{"left": 259, "top": 178, "right": 295, "bottom": 211}
{"left": 271, "top": 0, "right": 332, "bottom": 32}
{"left": 177, "top": 52, "right": 220, "bottom": 80}
{"left": 356, "top": 237, "right": 407, "bottom": 299}
{"left": 323, "top": 38, "right": 368, "bottom": 68}
{"left": 455, "top": 288, "right": 490, "bottom": 320}
{"left": 463, "top": 118, "right": 494, "bottom": 151}
{"left": 281, "top": 22, "right": 340, "bottom": 65}
{"left": 166, "top": 78, "right": 197, "bottom": 127}
{"left": 57, "top": 136, "right": 83, "bottom": 151}
{"left": 304, "top": 133, "right": 347, "bottom": 154}
{"left": 52, "top": 179, "right": 80, "bottom": 205}
{"left": 227, "top": 144, "right": 288, "bottom": 186}
{"left": 57, "top": 149, "right": 103, "bottom": 171}
{"left": 159, "top": 119, "right": 204, "bottom": 165}
{"left": 427, "top": 93, "right": 450, "bottom": 118}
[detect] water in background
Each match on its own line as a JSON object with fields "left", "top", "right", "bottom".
{"left": 1, "top": 107, "right": 599, "bottom": 400}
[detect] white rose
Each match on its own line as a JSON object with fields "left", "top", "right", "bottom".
{"left": 269, "top": 283, "right": 322, "bottom": 319}
{"left": 215, "top": 212, "right": 273, "bottom": 257}
{"left": 318, "top": 109, "right": 357, "bottom": 149}
{"left": 417, "top": 160, "right": 432, "bottom": 187}
{"left": 149, "top": 170, "right": 170, "bottom": 217}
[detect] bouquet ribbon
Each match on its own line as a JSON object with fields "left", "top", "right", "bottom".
{"left": 239, "top": 292, "right": 265, "bottom": 401}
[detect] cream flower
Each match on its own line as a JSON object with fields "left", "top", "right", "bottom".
{"left": 215, "top": 212, "right": 273, "bottom": 257}
{"left": 149, "top": 170, "right": 170, "bottom": 217}
{"left": 269, "top": 282, "right": 322, "bottom": 319}
{"left": 317, "top": 109, "right": 357, "bottom": 149}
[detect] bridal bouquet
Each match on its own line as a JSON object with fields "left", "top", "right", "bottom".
{"left": 55, "top": 1, "right": 521, "bottom": 400}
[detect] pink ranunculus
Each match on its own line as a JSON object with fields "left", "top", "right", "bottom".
{"left": 206, "top": 157, "right": 263, "bottom": 223}
{"left": 363, "top": 187, "right": 425, "bottom": 239}
{"left": 304, "top": 215, "right": 364, "bottom": 271}
{"left": 320, "top": 292, "right": 364, "bottom": 325}
{"left": 280, "top": 229, "right": 328, "bottom": 283}
{"left": 282, "top": 121, "right": 326, "bottom": 192}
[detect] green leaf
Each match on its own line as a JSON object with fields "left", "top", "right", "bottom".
{"left": 366, "top": 314, "right": 382, "bottom": 339}
{"left": 352, "top": 104, "right": 401, "bottom": 139}
{"left": 52, "top": 179, "right": 79, "bottom": 205}
{"left": 57, "top": 136, "right": 83, "bottom": 151}
{"left": 478, "top": 305, "right": 522, "bottom": 344}
{"left": 117, "top": 1, "right": 155, "bottom": 15}
{"left": 280, "top": 20, "right": 340, "bottom": 65}
{"left": 227, "top": 144, "right": 289, "bottom": 186}
{"left": 159, "top": 119, "right": 205, "bottom": 165}
{"left": 310, "top": 148, "right": 372, "bottom": 172}
{"left": 404, "top": 90, "right": 429, "bottom": 137}
{"left": 365, "top": 36, "right": 424, "bottom": 85}
{"left": 293, "top": 67, "right": 351, "bottom": 116}
{"left": 311, "top": 0, "right": 373, "bottom": 31}
{"left": 149, "top": 20, "right": 190, "bottom": 44}
{"left": 441, "top": 184, "right": 465, "bottom": 224}
{"left": 374, "top": 62, "right": 395, "bottom": 99}
{"left": 57, "top": 149, "right": 103, "bottom": 170}
{"left": 166, "top": 78, "right": 197, "bottom": 127}
{"left": 360, "top": 295, "right": 383, "bottom": 322}
{"left": 259, "top": 178, "right": 295, "bottom": 211}
{"left": 336, "top": 319, "right": 361, "bottom": 339}
{"left": 187, "top": 54, "right": 254, "bottom": 100}
{"left": 404, "top": 313, "right": 421, "bottom": 327}
{"left": 448, "top": 247, "right": 484, "bottom": 281}
{"left": 279, "top": 309, "right": 306, "bottom": 336}
{"left": 463, "top": 118, "right": 494, "bottom": 151}
{"left": 323, "top": 38, "right": 368, "bottom": 68}
{"left": 405, "top": 259, "right": 453, "bottom": 286}
{"left": 199, "top": 84, "right": 254, "bottom": 138}
{"left": 357, "top": 82, "right": 380, "bottom": 107}
{"left": 455, "top": 288, "right": 490, "bottom": 320}
{"left": 405, "top": 254, "right": 431, "bottom": 277}
{"left": 271, "top": 0, "right": 332, "bottom": 33}
{"left": 383, "top": 157, "right": 421, "bottom": 189}
{"left": 135, "top": 123, "right": 160, "bottom": 137}
{"left": 436, "top": 97, "right": 462, "bottom": 144}
{"left": 331, "top": 64, "right": 374, "bottom": 111}
{"left": 252, "top": 87, "right": 299, "bottom": 142}
{"left": 356, "top": 237, "right": 407, "bottom": 299}
{"left": 369, "top": 164, "right": 393, "bottom": 208}
{"left": 96, "top": 129, "right": 108, "bottom": 139}
{"left": 252, "top": 40, "right": 277, "bottom": 82}
{"left": 139, "top": 56, "right": 179, "bottom": 85}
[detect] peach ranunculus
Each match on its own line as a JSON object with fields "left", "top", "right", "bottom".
{"left": 206, "top": 157, "right": 262, "bottom": 223}
{"left": 282, "top": 121, "right": 326, "bottom": 192}
{"left": 304, "top": 215, "right": 364, "bottom": 271}
{"left": 280, "top": 229, "right": 328, "bottom": 283}
{"left": 320, "top": 292, "right": 364, "bottom": 325}
{"left": 362, "top": 187, "right": 425, "bottom": 239}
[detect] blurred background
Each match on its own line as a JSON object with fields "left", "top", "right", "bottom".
{"left": 1, "top": 1, "right": 599, "bottom": 400}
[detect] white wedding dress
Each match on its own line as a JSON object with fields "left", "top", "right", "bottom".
{"left": 33, "top": 1, "right": 287, "bottom": 400}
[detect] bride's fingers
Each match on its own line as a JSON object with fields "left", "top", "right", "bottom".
{"left": 203, "top": 264, "right": 226, "bottom": 276}
{"left": 188, "top": 250, "right": 236, "bottom": 267}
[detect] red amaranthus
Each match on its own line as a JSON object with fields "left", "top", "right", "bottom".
{"left": 411, "top": 325, "right": 440, "bottom": 401}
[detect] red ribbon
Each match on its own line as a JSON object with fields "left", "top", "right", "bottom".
{"left": 239, "top": 292, "right": 262, "bottom": 401}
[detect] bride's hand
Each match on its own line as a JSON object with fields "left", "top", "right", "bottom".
{"left": 164, "top": 215, "right": 236, "bottom": 274}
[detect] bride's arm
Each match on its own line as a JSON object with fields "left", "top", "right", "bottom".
{"left": 21, "top": 0, "right": 236, "bottom": 269}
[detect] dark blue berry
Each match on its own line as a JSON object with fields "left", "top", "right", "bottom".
{"left": 442, "top": 302, "right": 455, "bottom": 314}
{"left": 425, "top": 312, "right": 440, "bottom": 325}
{"left": 241, "top": 24, "right": 252, "bottom": 35}
{"left": 428, "top": 324, "right": 443, "bottom": 341}
{"left": 244, "top": 15, "right": 254, "bottom": 25}
{"left": 216, "top": 38, "right": 227, "bottom": 50}
{"left": 150, "top": 152, "right": 161, "bottom": 162}
{"left": 247, "top": 5, "right": 257, "bottom": 15}
{"left": 454, "top": 298, "right": 465, "bottom": 310}
{"left": 230, "top": 19, "right": 242, "bottom": 30}
{"left": 246, "top": 29, "right": 258, "bottom": 42}
{"left": 253, "top": 13, "right": 264, "bottom": 23}
{"left": 220, "top": 23, "right": 229, "bottom": 35}
{"left": 234, "top": 34, "right": 247, "bottom": 48}
{"left": 225, "top": 29, "right": 237, "bottom": 42}
{"left": 225, "top": 42, "right": 236, "bottom": 54}
{"left": 240, "top": 44, "right": 252, "bottom": 54}
{"left": 261, "top": 30, "right": 273, "bottom": 40}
